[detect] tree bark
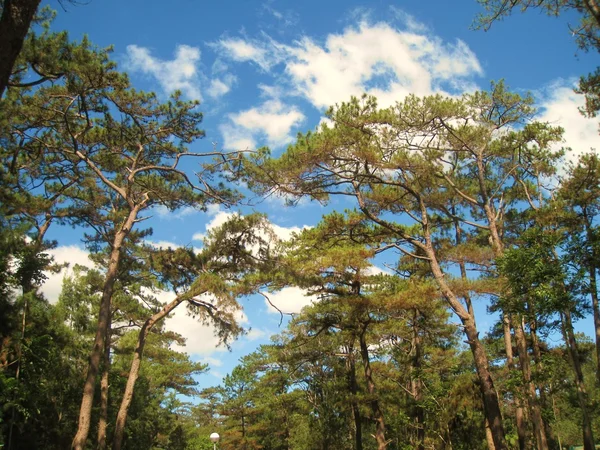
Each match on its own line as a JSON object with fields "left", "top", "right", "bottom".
{"left": 583, "top": 213, "right": 600, "bottom": 384}
{"left": 0, "top": 0, "right": 42, "bottom": 99}
{"left": 503, "top": 315, "right": 527, "bottom": 450}
{"left": 424, "top": 236, "right": 507, "bottom": 450}
{"left": 358, "top": 323, "right": 387, "bottom": 450}
{"left": 560, "top": 309, "right": 595, "bottom": 450}
{"left": 96, "top": 324, "right": 111, "bottom": 450}
{"left": 112, "top": 290, "right": 197, "bottom": 450}
{"left": 72, "top": 207, "right": 141, "bottom": 450}
{"left": 514, "top": 317, "right": 548, "bottom": 450}
{"left": 345, "top": 344, "right": 363, "bottom": 450}
{"left": 409, "top": 309, "right": 425, "bottom": 450}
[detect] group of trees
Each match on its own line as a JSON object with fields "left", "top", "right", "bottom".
{"left": 1, "top": 0, "right": 600, "bottom": 449}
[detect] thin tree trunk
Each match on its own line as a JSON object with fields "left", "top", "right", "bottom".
{"left": 96, "top": 324, "right": 111, "bottom": 450}
{"left": 503, "top": 315, "right": 527, "bottom": 450}
{"left": 425, "top": 239, "right": 507, "bottom": 450}
{"left": 358, "top": 323, "right": 387, "bottom": 450}
{"left": 484, "top": 418, "right": 496, "bottom": 450}
{"left": 0, "top": 0, "right": 42, "bottom": 99}
{"left": 560, "top": 310, "right": 595, "bottom": 450}
{"left": 514, "top": 316, "right": 548, "bottom": 450}
{"left": 410, "top": 309, "right": 425, "bottom": 450}
{"left": 583, "top": 214, "right": 600, "bottom": 384}
{"left": 112, "top": 289, "right": 198, "bottom": 450}
{"left": 346, "top": 343, "right": 363, "bottom": 450}
{"left": 72, "top": 207, "right": 141, "bottom": 450}
{"left": 421, "top": 202, "right": 507, "bottom": 450}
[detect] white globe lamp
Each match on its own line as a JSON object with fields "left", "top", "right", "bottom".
{"left": 210, "top": 432, "right": 220, "bottom": 450}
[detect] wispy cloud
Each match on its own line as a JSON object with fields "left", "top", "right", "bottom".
{"left": 212, "top": 14, "right": 483, "bottom": 110}
{"left": 125, "top": 44, "right": 203, "bottom": 100}
{"left": 221, "top": 99, "right": 305, "bottom": 151}
{"left": 537, "top": 78, "right": 600, "bottom": 168}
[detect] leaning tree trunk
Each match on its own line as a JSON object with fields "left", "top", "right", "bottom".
{"left": 424, "top": 238, "right": 507, "bottom": 450}
{"left": 583, "top": 215, "right": 600, "bottom": 384}
{"left": 358, "top": 323, "right": 387, "bottom": 450}
{"left": 96, "top": 323, "right": 111, "bottom": 450}
{"left": 0, "top": 0, "right": 42, "bottom": 99}
{"left": 409, "top": 309, "right": 425, "bottom": 450}
{"left": 514, "top": 316, "right": 548, "bottom": 450}
{"left": 112, "top": 289, "right": 200, "bottom": 450}
{"left": 72, "top": 207, "right": 141, "bottom": 450}
{"left": 503, "top": 315, "right": 527, "bottom": 450}
{"left": 560, "top": 309, "right": 595, "bottom": 450}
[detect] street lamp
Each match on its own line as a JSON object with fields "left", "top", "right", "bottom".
{"left": 209, "top": 432, "right": 220, "bottom": 450}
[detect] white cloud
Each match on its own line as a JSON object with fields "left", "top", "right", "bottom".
{"left": 218, "top": 123, "right": 257, "bottom": 152}
{"left": 146, "top": 240, "right": 181, "bottom": 250}
{"left": 41, "top": 246, "right": 95, "bottom": 304}
{"left": 207, "top": 73, "right": 237, "bottom": 99}
{"left": 223, "top": 99, "right": 305, "bottom": 149}
{"left": 211, "top": 37, "right": 278, "bottom": 71}
{"left": 152, "top": 205, "right": 200, "bottom": 220}
{"left": 200, "top": 356, "right": 224, "bottom": 368}
{"left": 192, "top": 211, "right": 309, "bottom": 244}
{"left": 246, "top": 327, "right": 267, "bottom": 341}
{"left": 537, "top": 79, "right": 600, "bottom": 166}
{"left": 192, "top": 211, "right": 235, "bottom": 242}
{"left": 163, "top": 289, "right": 248, "bottom": 356}
{"left": 125, "top": 44, "right": 203, "bottom": 100}
{"left": 263, "top": 286, "right": 318, "bottom": 314}
{"left": 284, "top": 22, "right": 482, "bottom": 108}
{"left": 213, "top": 17, "right": 482, "bottom": 110}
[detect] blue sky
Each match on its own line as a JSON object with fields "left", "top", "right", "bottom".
{"left": 39, "top": 0, "right": 600, "bottom": 388}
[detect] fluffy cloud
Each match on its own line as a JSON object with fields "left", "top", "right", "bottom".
{"left": 165, "top": 291, "right": 249, "bottom": 356}
{"left": 537, "top": 80, "right": 600, "bottom": 166}
{"left": 285, "top": 22, "right": 481, "bottom": 108}
{"left": 207, "top": 73, "right": 237, "bottom": 99}
{"left": 192, "top": 211, "right": 309, "bottom": 244}
{"left": 125, "top": 44, "right": 203, "bottom": 100}
{"left": 211, "top": 37, "right": 281, "bottom": 71}
{"left": 263, "top": 286, "right": 317, "bottom": 315}
{"left": 41, "top": 246, "right": 95, "bottom": 304}
{"left": 213, "top": 17, "right": 482, "bottom": 111}
{"left": 221, "top": 99, "right": 305, "bottom": 150}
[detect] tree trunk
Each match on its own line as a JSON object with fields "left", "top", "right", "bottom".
{"left": 410, "top": 309, "right": 425, "bottom": 450}
{"left": 484, "top": 418, "right": 496, "bottom": 450}
{"left": 560, "top": 310, "right": 595, "bottom": 450}
{"left": 503, "top": 315, "right": 527, "bottom": 450}
{"left": 425, "top": 239, "right": 507, "bottom": 450}
{"left": 96, "top": 324, "right": 111, "bottom": 450}
{"left": 514, "top": 316, "right": 548, "bottom": 450}
{"left": 0, "top": 0, "right": 42, "bottom": 99}
{"left": 72, "top": 207, "right": 140, "bottom": 450}
{"left": 358, "top": 323, "right": 387, "bottom": 450}
{"left": 583, "top": 215, "right": 600, "bottom": 384}
{"left": 420, "top": 201, "right": 507, "bottom": 450}
{"left": 112, "top": 290, "right": 195, "bottom": 450}
{"left": 346, "top": 344, "right": 363, "bottom": 450}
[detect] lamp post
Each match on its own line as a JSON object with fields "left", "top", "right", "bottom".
{"left": 209, "top": 432, "right": 220, "bottom": 450}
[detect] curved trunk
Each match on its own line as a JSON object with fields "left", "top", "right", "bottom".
{"left": 514, "top": 317, "right": 548, "bottom": 450}
{"left": 503, "top": 315, "right": 527, "bottom": 450}
{"left": 96, "top": 324, "right": 111, "bottom": 450}
{"left": 72, "top": 207, "right": 140, "bottom": 450}
{"left": 112, "top": 290, "right": 195, "bottom": 450}
{"left": 560, "top": 310, "right": 595, "bottom": 450}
